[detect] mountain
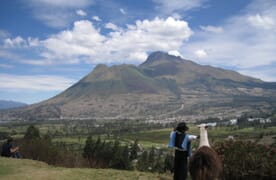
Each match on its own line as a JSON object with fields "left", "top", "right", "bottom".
{"left": 1, "top": 51, "right": 276, "bottom": 121}
{"left": 0, "top": 100, "right": 27, "bottom": 110}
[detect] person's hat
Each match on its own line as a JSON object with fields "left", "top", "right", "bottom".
{"left": 176, "top": 122, "right": 189, "bottom": 131}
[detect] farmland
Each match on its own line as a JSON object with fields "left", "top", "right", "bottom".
{"left": 0, "top": 118, "right": 275, "bottom": 179}
{"left": 1, "top": 119, "right": 276, "bottom": 150}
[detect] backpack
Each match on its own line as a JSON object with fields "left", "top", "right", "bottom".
{"left": 175, "top": 132, "right": 186, "bottom": 149}
{"left": 174, "top": 132, "right": 191, "bottom": 156}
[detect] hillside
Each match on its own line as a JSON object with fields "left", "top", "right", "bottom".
{"left": 0, "top": 157, "right": 170, "bottom": 180}
{"left": 0, "top": 100, "right": 27, "bottom": 110}
{"left": 1, "top": 51, "right": 276, "bottom": 121}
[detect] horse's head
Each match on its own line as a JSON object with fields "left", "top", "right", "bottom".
{"left": 197, "top": 123, "right": 216, "bottom": 130}
{"left": 197, "top": 124, "right": 209, "bottom": 133}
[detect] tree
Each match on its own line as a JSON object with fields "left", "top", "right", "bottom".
{"left": 137, "top": 151, "right": 149, "bottom": 171}
{"left": 43, "top": 132, "right": 52, "bottom": 143}
{"left": 214, "top": 140, "right": 276, "bottom": 179}
{"left": 110, "top": 139, "right": 120, "bottom": 167}
{"left": 130, "top": 139, "right": 139, "bottom": 160}
{"left": 96, "top": 140, "right": 110, "bottom": 167}
{"left": 83, "top": 136, "right": 95, "bottom": 164}
{"left": 154, "top": 148, "right": 165, "bottom": 173}
{"left": 20, "top": 125, "right": 76, "bottom": 166}
{"left": 148, "top": 146, "right": 155, "bottom": 171}
{"left": 121, "top": 145, "right": 131, "bottom": 170}
{"left": 112, "top": 139, "right": 120, "bottom": 156}
{"left": 24, "top": 125, "right": 40, "bottom": 140}
{"left": 164, "top": 153, "right": 174, "bottom": 173}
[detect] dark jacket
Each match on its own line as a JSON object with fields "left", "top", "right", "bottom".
{"left": 1, "top": 143, "right": 12, "bottom": 157}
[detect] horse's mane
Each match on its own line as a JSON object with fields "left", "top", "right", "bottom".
{"left": 189, "top": 146, "right": 222, "bottom": 180}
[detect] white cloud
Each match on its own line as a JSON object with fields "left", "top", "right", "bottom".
{"left": 36, "top": 11, "right": 74, "bottom": 28}
{"left": 194, "top": 49, "right": 207, "bottom": 58}
{"left": 0, "top": 64, "right": 13, "bottom": 68}
{"left": 0, "top": 73, "right": 76, "bottom": 91}
{"left": 168, "top": 50, "right": 182, "bottom": 57}
{"left": 200, "top": 25, "right": 224, "bottom": 33}
{"left": 238, "top": 67, "right": 276, "bottom": 82}
{"left": 76, "top": 9, "right": 87, "bottom": 16}
{"left": 3, "top": 17, "right": 191, "bottom": 65}
{"left": 120, "top": 8, "right": 126, "bottom": 15}
{"left": 0, "top": 50, "right": 21, "bottom": 61}
{"left": 0, "top": 30, "right": 10, "bottom": 39}
{"left": 105, "top": 22, "right": 120, "bottom": 31}
{"left": 171, "top": 13, "right": 182, "bottom": 20}
{"left": 23, "top": 0, "right": 94, "bottom": 28}
{"left": 27, "top": 0, "right": 93, "bottom": 8}
{"left": 27, "top": 37, "right": 40, "bottom": 47}
{"left": 19, "top": 59, "right": 54, "bottom": 66}
{"left": 248, "top": 14, "right": 275, "bottom": 29}
{"left": 92, "top": 16, "right": 102, "bottom": 21}
{"left": 4, "top": 36, "right": 27, "bottom": 48}
{"left": 42, "top": 20, "right": 106, "bottom": 61}
{"left": 37, "top": 17, "right": 193, "bottom": 64}
{"left": 131, "top": 17, "right": 192, "bottom": 41}
{"left": 182, "top": 1, "right": 276, "bottom": 67}
{"left": 128, "top": 51, "right": 148, "bottom": 62}
{"left": 179, "top": 0, "right": 276, "bottom": 81}
{"left": 153, "top": 0, "right": 206, "bottom": 14}
{"left": 0, "top": 46, "right": 55, "bottom": 66}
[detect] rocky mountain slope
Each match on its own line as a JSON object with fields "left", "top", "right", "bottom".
{"left": 1, "top": 51, "right": 276, "bottom": 122}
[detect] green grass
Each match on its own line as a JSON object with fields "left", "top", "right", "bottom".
{"left": 0, "top": 164, "right": 14, "bottom": 176}
{"left": 122, "top": 128, "right": 171, "bottom": 144}
{"left": 0, "top": 157, "right": 171, "bottom": 180}
{"left": 52, "top": 137, "right": 87, "bottom": 144}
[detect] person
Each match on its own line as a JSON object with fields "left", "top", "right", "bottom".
{"left": 168, "top": 122, "right": 198, "bottom": 180}
{"left": 1, "top": 137, "right": 21, "bottom": 158}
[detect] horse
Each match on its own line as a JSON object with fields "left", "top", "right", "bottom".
{"left": 189, "top": 124, "right": 223, "bottom": 180}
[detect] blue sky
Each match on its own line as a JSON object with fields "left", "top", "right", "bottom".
{"left": 0, "top": 0, "right": 275, "bottom": 104}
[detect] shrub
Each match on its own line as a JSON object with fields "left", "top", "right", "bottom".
{"left": 19, "top": 125, "right": 79, "bottom": 167}
{"left": 24, "top": 125, "right": 40, "bottom": 140}
{"left": 83, "top": 136, "right": 132, "bottom": 169}
{"left": 214, "top": 140, "right": 276, "bottom": 179}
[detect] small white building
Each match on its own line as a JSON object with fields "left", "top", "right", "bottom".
{"left": 229, "top": 119, "right": 237, "bottom": 125}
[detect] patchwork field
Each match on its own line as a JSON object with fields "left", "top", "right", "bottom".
{"left": 1, "top": 122, "right": 276, "bottom": 149}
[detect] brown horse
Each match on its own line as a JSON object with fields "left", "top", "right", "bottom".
{"left": 189, "top": 124, "right": 222, "bottom": 180}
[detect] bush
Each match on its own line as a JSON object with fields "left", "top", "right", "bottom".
{"left": 83, "top": 136, "right": 132, "bottom": 169}
{"left": 19, "top": 125, "right": 80, "bottom": 167}
{"left": 214, "top": 140, "right": 276, "bottom": 179}
{"left": 24, "top": 125, "right": 40, "bottom": 139}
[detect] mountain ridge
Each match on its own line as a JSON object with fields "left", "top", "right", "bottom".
{"left": 0, "top": 100, "right": 27, "bottom": 110}
{"left": 1, "top": 51, "right": 275, "bottom": 121}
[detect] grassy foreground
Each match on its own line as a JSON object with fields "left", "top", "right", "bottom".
{"left": 0, "top": 157, "right": 171, "bottom": 180}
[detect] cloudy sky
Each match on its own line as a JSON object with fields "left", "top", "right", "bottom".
{"left": 0, "top": 0, "right": 275, "bottom": 104}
